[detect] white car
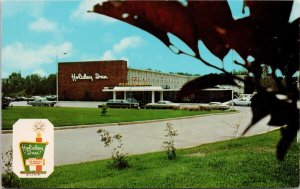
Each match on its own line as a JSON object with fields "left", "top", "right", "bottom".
{"left": 145, "top": 101, "right": 180, "bottom": 109}
{"left": 27, "top": 98, "right": 56, "bottom": 107}
{"left": 233, "top": 97, "right": 251, "bottom": 106}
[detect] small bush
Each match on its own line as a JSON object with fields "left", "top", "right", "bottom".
{"left": 97, "top": 129, "right": 129, "bottom": 169}
{"left": 2, "top": 147, "right": 20, "bottom": 188}
{"left": 163, "top": 122, "right": 178, "bottom": 160}
{"left": 222, "top": 117, "right": 241, "bottom": 137}
{"left": 180, "top": 105, "right": 201, "bottom": 111}
{"left": 101, "top": 106, "right": 108, "bottom": 116}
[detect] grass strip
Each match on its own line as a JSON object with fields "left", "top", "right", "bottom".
{"left": 18, "top": 130, "right": 299, "bottom": 188}
{"left": 2, "top": 106, "right": 231, "bottom": 130}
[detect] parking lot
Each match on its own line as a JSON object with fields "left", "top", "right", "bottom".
{"left": 10, "top": 101, "right": 229, "bottom": 108}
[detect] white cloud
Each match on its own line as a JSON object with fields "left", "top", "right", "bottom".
{"left": 28, "top": 17, "right": 58, "bottom": 32}
{"left": 113, "top": 36, "right": 143, "bottom": 53}
{"left": 71, "top": 0, "right": 116, "bottom": 23}
{"left": 2, "top": 42, "right": 73, "bottom": 70}
{"left": 102, "top": 51, "right": 115, "bottom": 60}
{"left": 101, "top": 36, "right": 143, "bottom": 60}
{"left": 2, "top": 1, "right": 45, "bottom": 17}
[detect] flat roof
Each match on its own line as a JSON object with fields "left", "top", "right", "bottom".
{"left": 59, "top": 60, "right": 126, "bottom": 64}
{"left": 128, "top": 68, "right": 198, "bottom": 78}
{"left": 103, "top": 86, "right": 233, "bottom": 92}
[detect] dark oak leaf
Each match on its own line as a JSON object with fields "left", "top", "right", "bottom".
{"left": 93, "top": 1, "right": 201, "bottom": 57}
{"left": 93, "top": 0, "right": 299, "bottom": 160}
{"left": 93, "top": 1, "right": 298, "bottom": 76}
{"left": 178, "top": 74, "right": 236, "bottom": 99}
{"left": 243, "top": 91, "right": 299, "bottom": 132}
{"left": 242, "top": 91, "right": 299, "bottom": 160}
{"left": 277, "top": 122, "right": 299, "bottom": 161}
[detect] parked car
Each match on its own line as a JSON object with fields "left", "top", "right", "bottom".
{"left": 233, "top": 97, "right": 251, "bottom": 106}
{"left": 145, "top": 101, "right": 180, "bottom": 109}
{"left": 46, "top": 95, "right": 57, "bottom": 101}
{"left": 15, "top": 96, "right": 26, "bottom": 101}
{"left": 4, "top": 97, "right": 15, "bottom": 102}
{"left": 26, "top": 96, "right": 42, "bottom": 102}
{"left": 126, "top": 98, "right": 145, "bottom": 108}
{"left": 105, "top": 99, "right": 139, "bottom": 108}
{"left": 27, "top": 98, "right": 56, "bottom": 107}
{"left": 2, "top": 97, "right": 11, "bottom": 109}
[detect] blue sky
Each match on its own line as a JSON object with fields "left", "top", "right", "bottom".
{"left": 1, "top": 0, "right": 299, "bottom": 78}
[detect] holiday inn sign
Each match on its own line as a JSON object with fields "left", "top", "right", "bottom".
{"left": 71, "top": 73, "right": 108, "bottom": 82}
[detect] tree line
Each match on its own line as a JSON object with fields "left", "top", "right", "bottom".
{"left": 2, "top": 72, "right": 56, "bottom": 98}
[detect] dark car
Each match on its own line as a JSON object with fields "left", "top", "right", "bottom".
{"left": 126, "top": 98, "right": 145, "bottom": 108}
{"left": 15, "top": 96, "right": 26, "bottom": 101}
{"left": 105, "top": 99, "right": 139, "bottom": 108}
{"left": 2, "top": 97, "right": 11, "bottom": 109}
{"left": 46, "top": 95, "right": 57, "bottom": 101}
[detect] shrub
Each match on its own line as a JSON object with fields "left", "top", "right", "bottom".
{"left": 2, "top": 147, "right": 20, "bottom": 188}
{"left": 97, "top": 129, "right": 129, "bottom": 169}
{"left": 163, "top": 122, "right": 178, "bottom": 160}
{"left": 180, "top": 105, "right": 200, "bottom": 111}
{"left": 101, "top": 105, "right": 108, "bottom": 116}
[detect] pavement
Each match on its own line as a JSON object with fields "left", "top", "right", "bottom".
{"left": 1, "top": 106, "right": 277, "bottom": 166}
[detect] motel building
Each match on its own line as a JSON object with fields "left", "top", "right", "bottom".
{"left": 58, "top": 60, "right": 234, "bottom": 103}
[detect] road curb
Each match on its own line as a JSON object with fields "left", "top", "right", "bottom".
{"left": 2, "top": 110, "right": 238, "bottom": 134}
{"left": 117, "top": 111, "right": 237, "bottom": 126}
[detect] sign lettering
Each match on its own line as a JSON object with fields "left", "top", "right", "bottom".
{"left": 71, "top": 73, "right": 108, "bottom": 82}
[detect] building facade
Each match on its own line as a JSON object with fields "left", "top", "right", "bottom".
{"left": 58, "top": 60, "right": 233, "bottom": 102}
{"left": 58, "top": 60, "right": 128, "bottom": 101}
{"left": 127, "top": 68, "right": 194, "bottom": 89}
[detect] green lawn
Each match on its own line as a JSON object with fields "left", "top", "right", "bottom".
{"left": 1, "top": 106, "right": 230, "bottom": 130}
{"left": 17, "top": 130, "right": 299, "bottom": 188}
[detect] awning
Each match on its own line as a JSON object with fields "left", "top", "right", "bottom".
{"left": 103, "top": 86, "right": 164, "bottom": 92}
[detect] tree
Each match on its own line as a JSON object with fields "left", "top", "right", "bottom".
{"left": 92, "top": 1, "right": 299, "bottom": 160}
{"left": 2, "top": 73, "right": 57, "bottom": 97}
{"left": 232, "top": 69, "right": 248, "bottom": 75}
{"left": 3, "top": 72, "right": 25, "bottom": 97}
{"left": 25, "top": 74, "right": 44, "bottom": 95}
{"left": 260, "top": 65, "right": 276, "bottom": 89}
{"left": 45, "top": 74, "right": 56, "bottom": 95}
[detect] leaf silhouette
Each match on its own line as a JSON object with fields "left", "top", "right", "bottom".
{"left": 178, "top": 74, "right": 236, "bottom": 99}
{"left": 92, "top": 1, "right": 298, "bottom": 76}
{"left": 242, "top": 91, "right": 299, "bottom": 160}
{"left": 92, "top": 1, "right": 299, "bottom": 160}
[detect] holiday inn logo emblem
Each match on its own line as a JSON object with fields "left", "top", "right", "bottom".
{"left": 13, "top": 119, "right": 54, "bottom": 178}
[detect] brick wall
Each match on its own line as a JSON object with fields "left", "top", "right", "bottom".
{"left": 58, "top": 60, "right": 127, "bottom": 101}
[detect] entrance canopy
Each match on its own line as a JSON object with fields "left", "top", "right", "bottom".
{"left": 103, "top": 86, "right": 170, "bottom": 103}
{"left": 103, "top": 86, "right": 233, "bottom": 103}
